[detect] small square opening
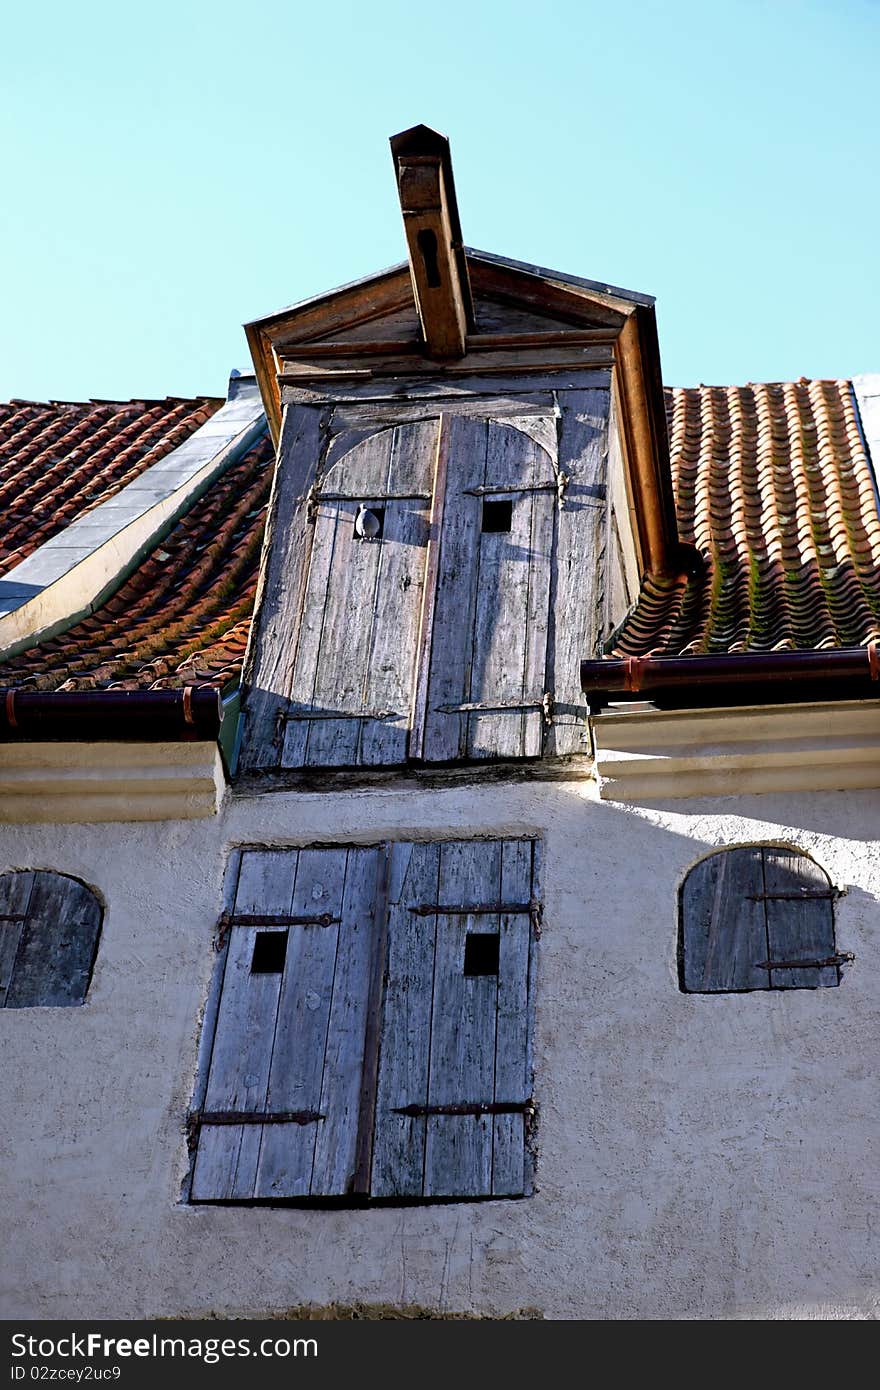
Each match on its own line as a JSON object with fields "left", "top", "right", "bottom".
{"left": 463, "top": 932, "right": 500, "bottom": 976}
{"left": 355, "top": 505, "right": 384, "bottom": 540}
{"left": 251, "top": 929, "right": 288, "bottom": 974}
{"left": 481, "top": 499, "right": 512, "bottom": 533}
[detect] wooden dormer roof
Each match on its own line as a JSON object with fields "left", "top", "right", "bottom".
{"left": 246, "top": 245, "right": 677, "bottom": 578}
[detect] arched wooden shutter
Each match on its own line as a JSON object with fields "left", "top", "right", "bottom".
{"left": 0, "top": 871, "right": 102, "bottom": 1008}
{"left": 280, "top": 421, "right": 436, "bottom": 768}
{"left": 681, "top": 846, "right": 841, "bottom": 993}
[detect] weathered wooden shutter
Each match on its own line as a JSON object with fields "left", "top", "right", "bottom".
{"left": 280, "top": 420, "right": 437, "bottom": 768}
{"left": 415, "top": 415, "right": 556, "bottom": 761}
{"left": 0, "top": 870, "right": 102, "bottom": 1008}
{"left": 681, "top": 846, "right": 840, "bottom": 993}
{"left": 371, "top": 838, "right": 536, "bottom": 1199}
{"left": 191, "top": 845, "right": 383, "bottom": 1200}
{"left": 243, "top": 386, "right": 606, "bottom": 772}
{"left": 761, "top": 849, "right": 838, "bottom": 988}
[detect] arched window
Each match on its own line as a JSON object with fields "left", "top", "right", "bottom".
{"left": 680, "top": 846, "right": 844, "bottom": 993}
{"left": 0, "top": 871, "right": 102, "bottom": 1008}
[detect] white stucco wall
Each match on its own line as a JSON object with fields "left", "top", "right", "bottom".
{"left": 1, "top": 775, "right": 878, "bottom": 1320}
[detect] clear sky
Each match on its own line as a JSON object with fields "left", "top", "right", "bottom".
{"left": 1, "top": 0, "right": 877, "bottom": 402}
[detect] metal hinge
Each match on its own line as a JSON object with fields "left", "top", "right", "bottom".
{"left": 755, "top": 951, "right": 854, "bottom": 970}
{"left": 392, "top": 1100, "right": 532, "bottom": 1118}
{"left": 408, "top": 899, "right": 538, "bottom": 917}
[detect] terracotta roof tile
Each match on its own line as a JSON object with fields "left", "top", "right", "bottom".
{"left": 1, "top": 430, "right": 273, "bottom": 692}
{"left": 0, "top": 397, "right": 222, "bottom": 573}
{"left": 610, "top": 379, "right": 880, "bottom": 656}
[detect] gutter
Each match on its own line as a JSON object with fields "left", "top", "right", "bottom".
{"left": 581, "top": 644, "right": 880, "bottom": 712}
{"left": 0, "top": 687, "right": 222, "bottom": 742}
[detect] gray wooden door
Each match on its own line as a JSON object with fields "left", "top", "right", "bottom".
{"left": 280, "top": 421, "right": 437, "bottom": 768}
{"left": 0, "top": 870, "right": 102, "bottom": 1008}
{"left": 191, "top": 845, "right": 383, "bottom": 1200}
{"left": 370, "top": 838, "right": 536, "bottom": 1200}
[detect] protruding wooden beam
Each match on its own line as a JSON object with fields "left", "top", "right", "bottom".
{"left": 390, "top": 125, "right": 474, "bottom": 360}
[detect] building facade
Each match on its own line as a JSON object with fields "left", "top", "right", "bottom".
{"left": 2, "top": 128, "right": 879, "bottom": 1319}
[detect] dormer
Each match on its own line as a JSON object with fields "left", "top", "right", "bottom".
{"left": 239, "top": 126, "right": 679, "bottom": 776}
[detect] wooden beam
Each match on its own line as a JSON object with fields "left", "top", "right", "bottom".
{"left": 390, "top": 125, "right": 474, "bottom": 360}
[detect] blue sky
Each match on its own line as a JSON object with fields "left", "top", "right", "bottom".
{"left": 1, "top": 0, "right": 877, "bottom": 401}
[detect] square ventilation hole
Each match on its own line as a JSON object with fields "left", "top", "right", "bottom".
{"left": 481, "top": 498, "right": 512, "bottom": 533}
{"left": 463, "top": 932, "right": 500, "bottom": 976}
{"left": 251, "top": 929, "right": 288, "bottom": 974}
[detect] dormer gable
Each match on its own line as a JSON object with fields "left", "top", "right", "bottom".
{"left": 238, "top": 127, "right": 680, "bottom": 777}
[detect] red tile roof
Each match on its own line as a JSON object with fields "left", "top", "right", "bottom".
{"left": 1, "top": 428, "right": 273, "bottom": 692}
{"left": 0, "top": 397, "right": 222, "bottom": 574}
{"left": 1, "top": 379, "right": 878, "bottom": 694}
{"left": 610, "top": 379, "right": 880, "bottom": 656}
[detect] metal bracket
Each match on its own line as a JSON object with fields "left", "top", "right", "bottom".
{"left": 755, "top": 952, "right": 854, "bottom": 970}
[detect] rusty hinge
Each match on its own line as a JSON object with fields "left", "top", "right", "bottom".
{"left": 409, "top": 899, "right": 537, "bottom": 917}
{"left": 392, "top": 1100, "right": 533, "bottom": 1118}
{"left": 196, "top": 1109, "right": 324, "bottom": 1125}
{"left": 746, "top": 891, "right": 838, "bottom": 901}
{"left": 284, "top": 707, "right": 400, "bottom": 722}
{"left": 755, "top": 951, "right": 854, "bottom": 970}
{"left": 315, "top": 490, "right": 431, "bottom": 503}
{"left": 434, "top": 695, "right": 552, "bottom": 716}
{"left": 0, "top": 914, "right": 26, "bottom": 922}
{"left": 464, "top": 483, "right": 558, "bottom": 497}
{"left": 230, "top": 912, "right": 340, "bottom": 928}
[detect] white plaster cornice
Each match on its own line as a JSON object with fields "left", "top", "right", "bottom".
{"left": 0, "top": 375, "right": 266, "bottom": 659}
{"left": 0, "top": 741, "right": 224, "bottom": 823}
{"left": 591, "top": 699, "right": 880, "bottom": 801}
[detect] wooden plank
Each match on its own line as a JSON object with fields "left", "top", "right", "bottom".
{"left": 492, "top": 841, "right": 533, "bottom": 1196}
{"left": 424, "top": 840, "right": 501, "bottom": 1197}
{"left": 311, "top": 846, "right": 383, "bottom": 1195}
{"left": 331, "top": 395, "right": 553, "bottom": 430}
{"left": 544, "top": 388, "right": 610, "bottom": 756}
{"left": 468, "top": 421, "right": 556, "bottom": 759}
{"left": 5, "top": 872, "right": 101, "bottom": 1009}
{"left": 421, "top": 416, "right": 487, "bottom": 760}
{"left": 254, "top": 848, "right": 348, "bottom": 1197}
{"left": 281, "top": 368, "right": 611, "bottom": 407}
{"left": 278, "top": 345, "right": 614, "bottom": 380}
{"left": 192, "top": 850, "right": 297, "bottom": 1200}
{"left": 763, "top": 849, "right": 838, "bottom": 989}
{"left": 681, "top": 849, "right": 768, "bottom": 993}
{"left": 280, "top": 472, "right": 342, "bottom": 767}
{"left": 359, "top": 422, "right": 437, "bottom": 765}
{"left": 370, "top": 842, "right": 441, "bottom": 1197}
{"left": 240, "top": 405, "right": 325, "bottom": 771}
{"left": 0, "top": 871, "right": 33, "bottom": 1008}
{"left": 394, "top": 154, "right": 468, "bottom": 359}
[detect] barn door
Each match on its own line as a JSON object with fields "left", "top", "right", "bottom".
{"left": 190, "top": 845, "right": 383, "bottom": 1201}
{"left": 281, "top": 420, "right": 437, "bottom": 768}
{"left": 415, "top": 414, "right": 557, "bottom": 761}
{"left": 370, "top": 838, "right": 536, "bottom": 1200}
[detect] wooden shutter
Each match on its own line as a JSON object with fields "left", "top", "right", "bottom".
{"left": 0, "top": 870, "right": 102, "bottom": 1008}
{"left": 371, "top": 838, "right": 536, "bottom": 1200}
{"left": 762, "top": 849, "right": 838, "bottom": 989}
{"left": 681, "top": 846, "right": 840, "bottom": 993}
{"left": 417, "top": 415, "right": 556, "bottom": 761}
{"left": 191, "top": 845, "right": 383, "bottom": 1200}
{"left": 280, "top": 420, "right": 437, "bottom": 768}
